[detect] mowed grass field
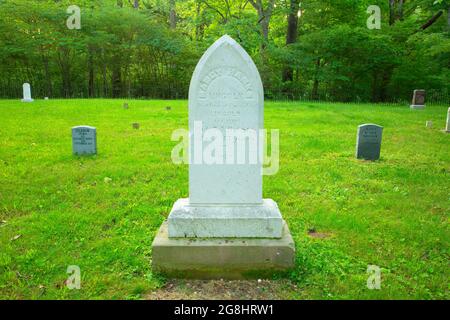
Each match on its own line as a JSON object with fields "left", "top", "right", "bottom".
{"left": 0, "top": 99, "right": 448, "bottom": 300}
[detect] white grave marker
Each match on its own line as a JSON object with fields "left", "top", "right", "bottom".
{"left": 21, "top": 83, "right": 34, "bottom": 102}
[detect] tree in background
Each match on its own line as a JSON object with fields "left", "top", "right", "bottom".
{"left": 0, "top": 0, "right": 448, "bottom": 102}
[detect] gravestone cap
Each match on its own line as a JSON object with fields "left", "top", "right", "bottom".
{"left": 356, "top": 123, "right": 383, "bottom": 161}
{"left": 72, "top": 125, "right": 97, "bottom": 155}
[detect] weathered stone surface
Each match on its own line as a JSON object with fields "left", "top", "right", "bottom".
{"left": 410, "top": 89, "right": 426, "bottom": 109}
{"left": 72, "top": 126, "right": 97, "bottom": 155}
{"left": 168, "top": 198, "right": 283, "bottom": 238}
{"left": 167, "top": 35, "right": 284, "bottom": 239}
{"left": 21, "top": 83, "right": 34, "bottom": 102}
{"left": 152, "top": 221, "right": 295, "bottom": 279}
{"left": 356, "top": 124, "right": 383, "bottom": 161}
{"left": 426, "top": 121, "right": 433, "bottom": 128}
{"left": 189, "top": 35, "right": 263, "bottom": 205}
{"left": 132, "top": 123, "right": 140, "bottom": 129}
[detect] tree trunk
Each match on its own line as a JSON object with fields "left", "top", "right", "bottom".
{"left": 169, "top": 0, "right": 177, "bottom": 29}
{"left": 398, "top": 0, "right": 404, "bottom": 21}
{"left": 88, "top": 47, "right": 94, "bottom": 98}
{"left": 420, "top": 11, "right": 443, "bottom": 30}
{"left": 111, "top": 57, "right": 122, "bottom": 98}
{"left": 102, "top": 49, "right": 108, "bottom": 97}
{"left": 249, "top": 0, "right": 276, "bottom": 44}
{"left": 282, "top": 0, "right": 300, "bottom": 83}
{"left": 195, "top": 1, "right": 204, "bottom": 40}
{"left": 41, "top": 53, "right": 52, "bottom": 97}
{"left": 389, "top": 0, "right": 396, "bottom": 25}
{"left": 312, "top": 58, "right": 320, "bottom": 100}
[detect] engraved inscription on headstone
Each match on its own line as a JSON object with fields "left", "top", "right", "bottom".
{"left": 72, "top": 126, "right": 97, "bottom": 155}
{"left": 410, "top": 90, "right": 426, "bottom": 110}
{"left": 356, "top": 124, "right": 383, "bottom": 161}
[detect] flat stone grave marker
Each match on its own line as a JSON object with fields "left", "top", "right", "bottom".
{"left": 152, "top": 35, "right": 294, "bottom": 279}
{"left": 410, "top": 90, "right": 426, "bottom": 110}
{"left": 123, "top": 103, "right": 129, "bottom": 109}
{"left": 426, "top": 121, "right": 433, "bottom": 128}
{"left": 72, "top": 126, "right": 97, "bottom": 155}
{"left": 132, "top": 123, "right": 140, "bottom": 129}
{"left": 21, "top": 83, "right": 34, "bottom": 102}
{"left": 356, "top": 124, "right": 383, "bottom": 161}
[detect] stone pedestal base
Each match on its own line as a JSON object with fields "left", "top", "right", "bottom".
{"left": 167, "top": 198, "right": 283, "bottom": 238}
{"left": 151, "top": 221, "right": 295, "bottom": 279}
{"left": 21, "top": 98, "right": 34, "bottom": 102}
{"left": 410, "top": 104, "right": 425, "bottom": 110}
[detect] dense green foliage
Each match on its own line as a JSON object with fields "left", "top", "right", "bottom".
{"left": 0, "top": 0, "right": 449, "bottom": 102}
{"left": 0, "top": 99, "right": 448, "bottom": 299}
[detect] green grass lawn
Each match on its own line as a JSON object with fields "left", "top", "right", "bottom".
{"left": 0, "top": 99, "right": 448, "bottom": 300}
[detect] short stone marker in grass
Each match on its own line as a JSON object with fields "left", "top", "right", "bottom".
{"left": 410, "top": 89, "right": 426, "bottom": 110}
{"left": 72, "top": 126, "right": 97, "bottom": 155}
{"left": 21, "top": 83, "right": 34, "bottom": 102}
{"left": 426, "top": 121, "right": 433, "bottom": 128}
{"left": 132, "top": 123, "right": 139, "bottom": 129}
{"left": 152, "top": 35, "right": 295, "bottom": 279}
{"left": 123, "top": 102, "right": 129, "bottom": 109}
{"left": 356, "top": 124, "right": 383, "bottom": 161}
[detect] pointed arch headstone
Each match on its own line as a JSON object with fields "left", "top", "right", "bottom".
{"left": 189, "top": 35, "right": 263, "bottom": 205}
{"left": 167, "top": 35, "right": 284, "bottom": 238}
{"left": 152, "top": 36, "right": 294, "bottom": 278}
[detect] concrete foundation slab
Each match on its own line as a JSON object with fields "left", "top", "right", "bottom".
{"left": 152, "top": 221, "right": 295, "bottom": 279}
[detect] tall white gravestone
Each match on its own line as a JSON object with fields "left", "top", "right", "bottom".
{"left": 168, "top": 35, "right": 283, "bottom": 238}
{"left": 152, "top": 35, "right": 294, "bottom": 278}
{"left": 21, "top": 83, "right": 34, "bottom": 102}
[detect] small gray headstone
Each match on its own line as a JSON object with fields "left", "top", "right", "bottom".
{"left": 72, "top": 126, "right": 97, "bottom": 155}
{"left": 410, "top": 90, "right": 426, "bottom": 110}
{"left": 132, "top": 123, "right": 140, "bottom": 129}
{"left": 123, "top": 103, "right": 129, "bottom": 109}
{"left": 426, "top": 121, "right": 433, "bottom": 128}
{"left": 356, "top": 124, "right": 383, "bottom": 160}
{"left": 166, "top": 106, "right": 171, "bottom": 111}
{"left": 446, "top": 108, "right": 450, "bottom": 133}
